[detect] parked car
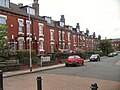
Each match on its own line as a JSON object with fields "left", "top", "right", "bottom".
{"left": 90, "top": 54, "right": 100, "bottom": 61}
{"left": 117, "top": 51, "right": 120, "bottom": 55}
{"left": 113, "top": 52, "right": 118, "bottom": 56}
{"left": 65, "top": 55, "right": 84, "bottom": 66}
{"left": 108, "top": 53, "right": 114, "bottom": 57}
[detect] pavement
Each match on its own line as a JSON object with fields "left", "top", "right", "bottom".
{"left": 3, "top": 56, "right": 120, "bottom": 90}
{"left": 3, "top": 59, "right": 89, "bottom": 77}
{"left": 3, "top": 57, "right": 109, "bottom": 78}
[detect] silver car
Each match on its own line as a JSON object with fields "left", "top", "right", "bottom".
{"left": 90, "top": 54, "right": 100, "bottom": 61}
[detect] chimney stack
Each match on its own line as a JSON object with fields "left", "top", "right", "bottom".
{"left": 32, "top": 0, "right": 39, "bottom": 15}
{"left": 76, "top": 23, "right": 80, "bottom": 30}
{"left": 60, "top": 15, "right": 65, "bottom": 24}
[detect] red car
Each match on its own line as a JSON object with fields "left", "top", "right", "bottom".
{"left": 65, "top": 55, "right": 84, "bottom": 66}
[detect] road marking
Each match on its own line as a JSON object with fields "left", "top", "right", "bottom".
{"left": 115, "top": 60, "right": 120, "bottom": 65}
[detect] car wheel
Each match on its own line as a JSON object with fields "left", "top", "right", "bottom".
{"left": 82, "top": 62, "right": 84, "bottom": 65}
{"left": 65, "top": 63, "right": 68, "bottom": 67}
{"left": 75, "top": 63, "right": 78, "bottom": 67}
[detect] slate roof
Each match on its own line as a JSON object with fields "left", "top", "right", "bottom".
{"left": 0, "top": 3, "right": 45, "bottom": 21}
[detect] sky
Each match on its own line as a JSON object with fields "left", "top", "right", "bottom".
{"left": 10, "top": 0, "right": 120, "bottom": 39}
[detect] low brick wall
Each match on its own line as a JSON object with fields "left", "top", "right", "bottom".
{"left": 0, "top": 64, "right": 21, "bottom": 72}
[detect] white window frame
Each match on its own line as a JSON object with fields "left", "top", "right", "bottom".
{"left": 18, "top": 18, "right": 24, "bottom": 34}
{"left": 39, "top": 40, "right": 44, "bottom": 51}
{"left": 60, "top": 22, "right": 64, "bottom": 27}
{"left": 38, "top": 23, "right": 44, "bottom": 36}
{"left": 50, "top": 29, "right": 54, "bottom": 41}
{"left": 68, "top": 32, "right": 70, "bottom": 41}
{"left": 78, "top": 36, "right": 80, "bottom": 45}
{"left": 62, "top": 31, "right": 65, "bottom": 41}
{"left": 83, "top": 36, "right": 85, "bottom": 40}
{"left": 27, "top": 7, "right": 35, "bottom": 15}
{"left": 62, "top": 43, "right": 65, "bottom": 49}
{"left": 0, "top": 15, "right": 7, "bottom": 24}
{"left": 19, "top": 39, "right": 24, "bottom": 50}
{"left": 73, "top": 35, "right": 76, "bottom": 43}
{"left": 26, "top": 20, "right": 31, "bottom": 35}
{"left": 0, "top": 0, "right": 10, "bottom": 8}
{"left": 59, "top": 31, "right": 61, "bottom": 41}
{"left": 50, "top": 44, "right": 54, "bottom": 53}
{"left": 68, "top": 43, "right": 71, "bottom": 49}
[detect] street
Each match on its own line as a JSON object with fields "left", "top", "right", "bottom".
{"left": 3, "top": 55, "right": 120, "bottom": 90}
{"left": 42, "top": 55, "right": 120, "bottom": 82}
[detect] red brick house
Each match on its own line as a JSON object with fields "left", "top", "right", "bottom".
{"left": 0, "top": 0, "right": 100, "bottom": 55}
{"left": 0, "top": 0, "right": 47, "bottom": 54}
{"left": 111, "top": 38, "right": 120, "bottom": 51}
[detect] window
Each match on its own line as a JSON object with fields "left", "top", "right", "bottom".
{"left": 18, "top": 19, "right": 24, "bottom": 33}
{"left": 45, "top": 17, "right": 51, "bottom": 23}
{"left": 18, "top": 21, "right": 24, "bottom": 32}
{"left": 62, "top": 43, "right": 65, "bottom": 49}
{"left": 78, "top": 36, "right": 80, "bottom": 45}
{"left": 68, "top": 33, "right": 70, "bottom": 41}
{"left": 68, "top": 43, "right": 71, "bottom": 49}
{"left": 68, "top": 26, "right": 73, "bottom": 30}
{"left": 73, "top": 35, "right": 76, "bottom": 43}
{"left": 39, "top": 40, "right": 44, "bottom": 51}
{"left": 83, "top": 36, "right": 85, "bottom": 40}
{"left": 59, "top": 31, "right": 61, "bottom": 41}
{"left": 80, "top": 36, "right": 82, "bottom": 40}
{"left": 27, "top": 7, "right": 35, "bottom": 15}
{"left": 50, "top": 32, "right": 54, "bottom": 40}
{"left": 77, "top": 28, "right": 79, "bottom": 32}
{"left": 10, "top": 39, "right": 16, "bottom": 50}
{"left": 26, "top": 20, "right": 31, "bottom": 34}
{"left": 50, "top": 29, "right": 54, "bottom": 41}
{"left": 0, "top": 0, "right": 9, "bottom": 8}
{"left": 60, "top": 22, "right": 64, "bottom": 27}
{"left": 51, "top": 44, "right": 54, "bottom": 53}
{"left": 0, "top": 17, "right": 6, "bottom": 24}
{"left": 26, "top": 22, "right": 30, "bottom": 34}
{"left": 19, "top": 40, "right": 24, "bottom": 50}
{"left": 38, "top": 23, "right": 44, "bottom": 36}
{"left": 62, "top": 31, "right": 65, "bottom": 41}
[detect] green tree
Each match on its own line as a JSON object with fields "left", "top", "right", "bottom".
{"left": 0, "top": 24, "right": 7, "bottom": 47}
{"left": 99, "top": 39, "right": 114, "bottom": 55}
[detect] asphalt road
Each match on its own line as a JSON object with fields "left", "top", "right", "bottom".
{"left": 41, "top": 55, "right": 120, "bottom": 82}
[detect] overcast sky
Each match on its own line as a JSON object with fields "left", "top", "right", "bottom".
{"left": 10, "top": 0, "right": 120, "bottom": 39}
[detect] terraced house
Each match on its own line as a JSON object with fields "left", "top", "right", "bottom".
{"left": 0, "top": 0, "right": 100, "bottom": 55}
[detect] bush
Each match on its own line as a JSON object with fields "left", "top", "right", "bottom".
{"left": 0, "top": 45, "right": 17, "bottom": 60}
{"left": 82, "top": 51, "right": 104, "bottom": 59}
{"left": 55, "top": 52, "right": 73, "bottom": 59}
{"left": 16, "top": 50, "right": 37, "bottom": 65}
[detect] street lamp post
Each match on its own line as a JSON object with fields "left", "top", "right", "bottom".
{"left": 28, "top": 1, "right": 38, "bottom": 72}
{"left": 28, "top": 6, "right": 32, "bottom": 72}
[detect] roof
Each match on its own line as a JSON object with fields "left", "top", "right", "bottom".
{"left": 111, "top": 38, "right": 120, "bottom": 42}
{"left": 0, "top": 3, "right": 45, "bottom": 21}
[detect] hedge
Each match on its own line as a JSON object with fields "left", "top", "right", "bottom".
{"left": 54, "top": 51, "right": 104, "bottom": 60}
{"left": 16, "top": 50, "right": 37, "bottom": 65}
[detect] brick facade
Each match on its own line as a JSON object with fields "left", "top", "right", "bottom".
{"left": 111, "top": 38, "right": 120, "bottom": 51}
{"left": 0, "top": 0, "right": 100, "bottom": 55}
